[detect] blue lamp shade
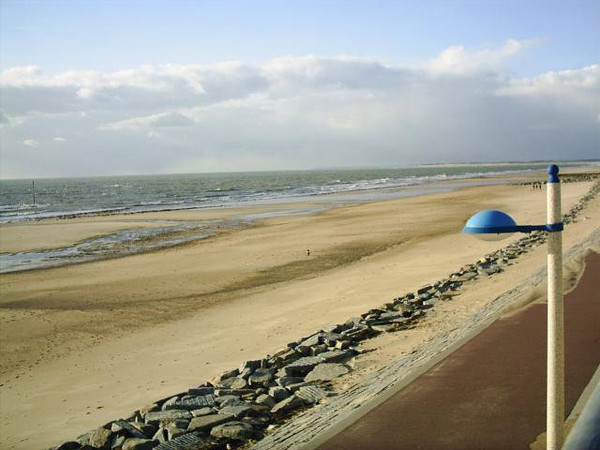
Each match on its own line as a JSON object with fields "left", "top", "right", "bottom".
{"left": 462, "top": 210, "right": 517, "bottom": 241}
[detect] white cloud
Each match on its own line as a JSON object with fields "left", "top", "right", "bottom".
{"left": 0, "top": 41, "right": 598, "bottom": 178}
{"left": 100, "top": 111, "right": 194, "bottom": 131}
{"left": 427, "top": 39, "right": 540, "bottom": 75}
{"left": 150, "top": 112, "right": 195, "bottom": 128}
{"left": 496, "top": 64, "right": 600, "bottom": 114}
{"left": 22, "top": 138, "right": 39, "bottom": 147}
{"left": 53, "top": 136, "right": 67, "bottom": 142}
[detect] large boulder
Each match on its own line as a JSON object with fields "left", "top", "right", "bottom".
{"left": 248, "top": 368, "right": 274, "bottom": 386}
{"left": 78, "top": 427, "right": 112, "bottom": 450}
{"left": 187, "top": 413, "right": 234, "bottom": 432}
{"left": 155, "top": 432, "right": 214, "bottom": 450}
{"left": 210, "top": 421, "right": 260, "bottom": 440}
{"left": 304, "top": 363, "right": 349, "bottom": 382}
{"left": 283, "top": 356, "right": 323, "bottom": 376}
{"left": 270, "top": 395, "right": 305, "bottom": 415}
{"left": 144, "top": 410, "right": 191, "bottom": 425}
{"left": 295, "top": 385, "right": 329, "bottom": 404}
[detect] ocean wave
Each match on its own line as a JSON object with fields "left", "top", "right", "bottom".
{"left": 0, "top": 164, "right": 588, "bottom": 223}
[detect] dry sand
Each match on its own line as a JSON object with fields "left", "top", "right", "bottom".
{"left": 0, "top": 176, "right": 598, "bottom": 449}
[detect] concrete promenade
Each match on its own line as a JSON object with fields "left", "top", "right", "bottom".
{"left": 319, "top": 251, "right": 600, "bottom": 450}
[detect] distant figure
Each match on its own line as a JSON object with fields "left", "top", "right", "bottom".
{"left": 307, "top": 249, "right": 311, "bottom": 257}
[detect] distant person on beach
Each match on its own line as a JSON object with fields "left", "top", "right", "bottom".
{"left": 307, "top": 249, "right": 311, "bottom": 256}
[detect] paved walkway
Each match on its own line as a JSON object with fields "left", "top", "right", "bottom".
{"left": 319, "top": 252, "right": 600, "bottom": 450}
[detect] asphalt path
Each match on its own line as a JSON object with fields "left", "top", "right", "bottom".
{"left": 318, "top": 252, "right": 600, "bottom": 450}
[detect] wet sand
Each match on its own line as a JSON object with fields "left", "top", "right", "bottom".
{"left": 318, "top": 252, "right": 600, "bottom": 450}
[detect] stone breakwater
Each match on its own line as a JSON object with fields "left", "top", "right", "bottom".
{"left": 53, "top": 181, "right": 599, "bottom": 450}
{"left": 514, "top": 171, "right": 600, "bottom": 187}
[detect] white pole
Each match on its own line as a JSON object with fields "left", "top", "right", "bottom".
{"left": 546, "top": 165, "right": 564, "bottom": 450}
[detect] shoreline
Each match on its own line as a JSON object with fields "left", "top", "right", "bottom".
{"left": 4, "top": 164, "right": 597, "bottom": 229}
{"left": 0, "top": 175, "right": 598, "bottom": 449}
{"left": 0, "top": 176, "right": 505, "bottom": 272}
{"left": 3, "top": 170, "right": 598, "bottom": 273}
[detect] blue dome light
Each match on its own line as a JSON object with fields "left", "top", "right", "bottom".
{"left": 462, "top": 210, "right": 517, "bottom": 241}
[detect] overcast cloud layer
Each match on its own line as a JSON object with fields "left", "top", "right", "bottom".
{"left": 1, "top": 40, "right": 598, "bottom": 178}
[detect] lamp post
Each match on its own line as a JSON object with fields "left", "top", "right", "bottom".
{"left": 462, "top": 165, "right": 564, "bottom": 450}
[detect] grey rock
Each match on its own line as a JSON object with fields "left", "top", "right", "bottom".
{"left": 82, "top": 428, "right": 112, "bottom": 450}
{"left": 369, "top": 311, "right": 407, "bottom": 324}
{"left": 478, "top": 265, "right": 501, "bottom": 276}
{"left": 283, "top": 356, "right": 323, "bottom": 376}
{"left": 111, "top": 434, "right": 127, "bottom": 449}
{"left": 393, "top": 303, "right": 413, "bottom": 316}
{"left": 161, "top": 396, "right": 179, "bottom": 411}
{"left": 248, "top": 368, "right": 274, "bottom": 386}
{"left": 140, "top": 403, "right": 161, "bottom": 418}
{"left": 418, "top": 292, "right": 432, "bottom": 301}
{"left": 295, "top": 385, "right": 328, "bottom": 404}
{"left": 319, "top": 332, "right": 341, "bottom": 346}
{"left": 276, "top": 349, "right": 302, "bottom": 365}
{"left": 239, "top": 360, "right": 262, "bottom": 373}
{"left": 190, "top": 407, "right": 215, "bottom": 417}
{"left": 255, "top": 394, "right": 276, "bottom": 408}
{"left": 305, "top": 363, "right": 349, "bottom": 382}
{"left": 239, "top": 367, "right": 253, "bottom": 379}
{"left": 218, "top": 376, "right": 240, "bottom": 389}
{"left": 294, "top": 345, "right": 311, "bottom": 356}
{"left": 164, "top": 422, "right": 187, "bottom": 440}
{"left": 151, "top": 428, "right": 167, "bottom": 444}
{"left": 407, "top": 297, "right": 423, "bottom": 307}
{"left": 318, "top": 350, "right": 353, "bottom": 364}
{"left": 217, "top": 396, "right": 246, "bottom": 407}
{"left": 268, "top": 386, "right": 289, "bottom": 402}
{"left": 218, "top": 404, "right": 252, "bottom": 418}
{"left": 210, "top": 421, "right": 260, "bottom": 440}
{"left": 270, "top": 395, "right": 306, "bottom": 415}
{"left": 298, "top": 333, "right": 321, "bottom": 348}
{"left": 130, "top": 422, "right": 156, "bottom": 438}
{"left": 230, "top": 377, "right": 249, "bottom": 389}
{"left": 187, "top": 387, "right": 214, "bottom": 396}
{"left": 215, "top": 394, "right": 239, "bottom": 404}
{"left": 242, "top": 392, "right": 257, "bottom": 402}
{"left": 187, "top": 413, "right": 234, "bottom": 432}
{"left": 461, "top": 271, "right": 478, "bottom": 281}
{"left": 121, "top": 438, "right": 157, "bottom": 450}
{"left": 172, "top": 395, "right": 216, "bottom": 410}
{"left": 417, "top": 284, "right": 433, "bottom": 295}
{"left": 334, "top": 340, "right": 350, "bottom": 350}
{"left": 144, "top": 410, "right": 192, "bottom": 425}
{"left": 111, "top": 420, "right": 146, "bottom": 438}
{"left": 155, "top": 432, "right": 214, "bottom": 450}
{"left": 284, "top": 381, "right": 310, "bottom": 392}
{"left": 341, "top": 325, "right": 373, "bottom": 341}
{"left": 211, "top": 368, "right": 239, "bottom": 385}
{"left": 214, "top": 388, "right": 255, "bottom": 396}
{"left": 276, "top": 377, "right": 304, "bottom": 388}
{"left": 311, "top": 344, "right": 329, "bottom": 355}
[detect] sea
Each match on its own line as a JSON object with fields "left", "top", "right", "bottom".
{"left": 0, "top": 163, "right": 592, "bottom": 273}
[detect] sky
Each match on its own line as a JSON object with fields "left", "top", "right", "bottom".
{"left": 0, "top": 0, "right": 599, "bottom": 178}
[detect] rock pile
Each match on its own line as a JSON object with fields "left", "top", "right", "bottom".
{"left": 53, "top": 181, "right": 599, "bottom": 450}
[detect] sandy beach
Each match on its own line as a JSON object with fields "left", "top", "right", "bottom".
{"left": 1, "top": 172, "right": 599, "bottom": 449}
